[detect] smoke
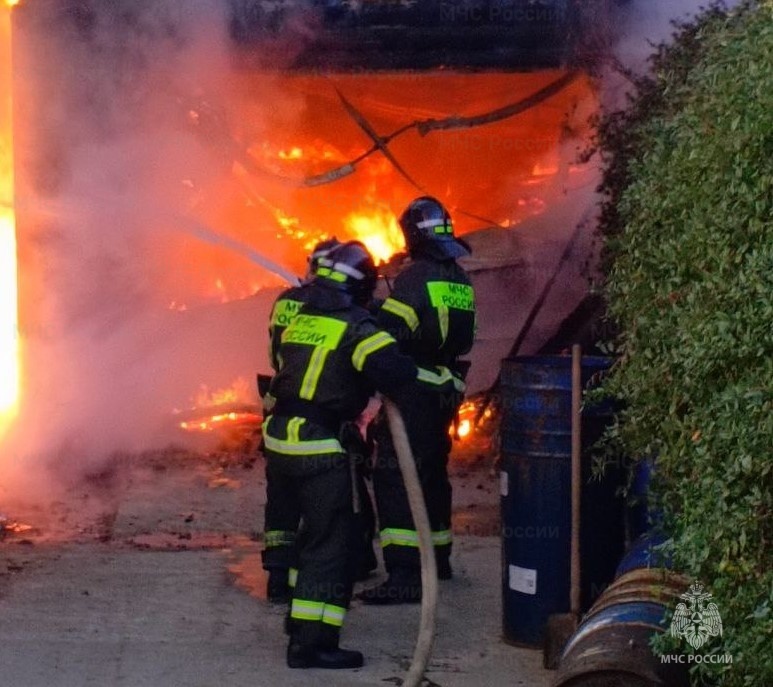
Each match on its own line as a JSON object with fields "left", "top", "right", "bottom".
{"left": 3, "top": 0, "right": 721, "bottom": 507}
{"left": 614, "top": 0, "right": 741, "bottom": 70}
{"left": 1, "top": 0, "right": 304, "bottom": 503}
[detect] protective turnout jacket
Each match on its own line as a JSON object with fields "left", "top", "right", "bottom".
{"left": 371, "top": 254, "right": 476, "bottom": 573}
{"left": 264, "top": 285, "right": 417, "bottom": 461}
{"left": 268, "top": 284, "right": 313, "bottom": 372}
{"left": 377, "top": 257, "right": 475, "bottom": 388}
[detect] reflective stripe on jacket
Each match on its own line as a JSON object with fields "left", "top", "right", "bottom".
{"left": 377, "top": 257, "right": 476, "bottom": 380}
{"left": 266, "top": 285, "right": 417, "bottom": 450}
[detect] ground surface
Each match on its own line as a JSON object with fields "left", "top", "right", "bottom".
{"left": 0, "top": 437, "right": 552, "bottom": 687}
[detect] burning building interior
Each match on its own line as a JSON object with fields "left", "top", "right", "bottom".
{"left": 0, "top": 0, "right": 717, "bottom": 684}
{"left": 1, "top": 0, "right": 620, "bottom": 483}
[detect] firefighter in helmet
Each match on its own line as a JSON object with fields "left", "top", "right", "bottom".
{"left": 360, "top": 196, "right": 476, "bottom": 604}
{"left": 261, "top": 238, "right": 341, "bottom": 603}
{"left": 263, "top": 241, "right": 417, "bottom": 669}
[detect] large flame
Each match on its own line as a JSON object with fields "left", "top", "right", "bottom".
{"left": 0, "top": 1, "right": 19, "bottom": 434}
{"left": 172, "top": 71, "right": 596, "bottom": 307}
{"left": 344, "top": 206, "right": 404, "bottom": 264}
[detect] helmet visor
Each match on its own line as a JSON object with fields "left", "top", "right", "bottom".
{"left": 420, "top": 235, "right": 471, "bottom": 260}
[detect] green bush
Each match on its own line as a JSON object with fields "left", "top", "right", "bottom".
{"left": 595, "top": 3, "right": 772, "bottom": 685}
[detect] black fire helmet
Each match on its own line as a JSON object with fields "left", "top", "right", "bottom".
{"left": 398, "top": 196, "right": 471, "bottom": 260}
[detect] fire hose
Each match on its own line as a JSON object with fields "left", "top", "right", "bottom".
{"left": 384, "top": 399, "right": 438, "bottom": 687}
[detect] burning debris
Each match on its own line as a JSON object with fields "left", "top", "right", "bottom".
{"left": 449, "top": 396, "right": 498, "bottom": 471}
{"left": 0, "top": 512, "right": 34, "bottom": 540}
{"left": 174, "top": 377, "right": 262, "bottom": 452}
{"left": 178, "top": 409, "right": 261, "bottom": 435}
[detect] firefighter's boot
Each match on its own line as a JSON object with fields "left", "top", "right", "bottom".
{"left": 287, "top": 624, "right": 363, "bottom": 669}
{"left": 286, "top": 643, "right": 364, "bottom": 669}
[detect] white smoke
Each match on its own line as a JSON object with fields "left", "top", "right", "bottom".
{"left": 1, "top": 0, "right": 295, "bottom": 503}
{"left": 2, "top": 0, "right": 742, "bottom": 509}
{"left": 614, "top": 0, "right": 741, "bottom": 70}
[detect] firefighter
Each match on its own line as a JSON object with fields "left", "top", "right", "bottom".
{"left": 261, "top": 238, "right": 340, "bottom": 604}
{"left": 360, "top": 196, "right": 476, "bottom": 604}
{"left": 263, "top": 241, "right": 417, "bottom": 669}
{"left": 267, "top": 238, "right": 340, "bottom": 372}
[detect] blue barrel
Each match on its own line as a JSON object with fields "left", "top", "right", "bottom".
{"left": 615, "top": 533, "right": 672, "bottom": 578}
{"left": 554, "top": 540, "right": 689, "bottom": 687}
{"left": 500, "top": 356, "right": 625, "bottom": 646}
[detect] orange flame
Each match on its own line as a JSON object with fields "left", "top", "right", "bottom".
{"left": 450, "top": 400, "right": 492, "bottom": 441}
{"left": 278, "top": 146, "right": 303, "bottom": 161}
{"left": 344, "top": 206, "right": 404, "bottom": 264}
{"left": 0, "top": 2, "right": 19, "bottom": 434}
{"left": 457, "top": 418, "right": 472, "bottom": 439}
{"left": 176, "top": 378, "right": 261, "bottom": 434}
{"left": 179, "top": 411, "right": 261, "bottom": 434}
{"left": 192, "top": 377, "right": 253, "bottom": 409}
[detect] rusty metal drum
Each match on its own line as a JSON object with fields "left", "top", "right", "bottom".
{"left": 553, "top": 538, "right": 690, "bottom": 687}
{"left": 500, "top": 355, "right": 624, "bottom": 646}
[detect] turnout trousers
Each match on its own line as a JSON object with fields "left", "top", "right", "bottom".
{"left": 372, "top": 382, "right": 460, "bottom": 572}
{"left": 262, "top": 462, "right": 301, "bottom": 576}
{"left": 263, "top": 434, "right": 376, "bottom": 584}
{"left": 263, "top": 445, "right": 357, "bottom": 648}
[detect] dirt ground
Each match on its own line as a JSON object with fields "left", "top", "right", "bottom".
{"left": 0, "top": 428, "right": 552, "bottom": 687}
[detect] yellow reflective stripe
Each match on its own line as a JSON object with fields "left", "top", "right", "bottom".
{"left": 271, "top": 298, "right": 303, "bottom": 327}
{"left": 438, "top": 304, "right": 449, "bottom": 345}
{"left": 316, "top": 266, "right": 347, "bottom": 283}
{"left": 427, "top": 281, "right": 475, "bottom": 312}
{"left": 381, "top": 528, "right": 452, "bottom": 547}
{"left": 264, "top": 530, "right": 295, "bottom": 548}
{"left": 291, "top": 599, "right": 325, "bottom": 621}
{"left": 380, "top": 528, "right": 419, "bottom": 548}
{"left": 416, "top": 366, "right": 466, "bottom": 393}
{"left": 263, "top": 433, "right": 344, "bottom": 456}
{"left": 321, "top": 604, "right": 346, "bottom": 627}
{"left": 282, "top": 314, "right": 347, "bottom": 349}
{"left": 287, "top": 417, "right": 305, "bottom": 443}
{"left": 382, "top": 297, "right": 419, "bottom": 331}
{"left": 262, "top": 417, "right": 344, "bottom": 456}
{"left": 288, "top": 567, "right": 298, "bottom": 588}
{"left": 417, "top": 218, "right": 453, "bottom": 233}
{"left": 432, "top": 530, "right": 453, "bottom": 546}
{"left": 352, "top": 332, "right": 395, "bottom": 371}
{"left": 300, "top": 348, "right": 329, "bottom": 400}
